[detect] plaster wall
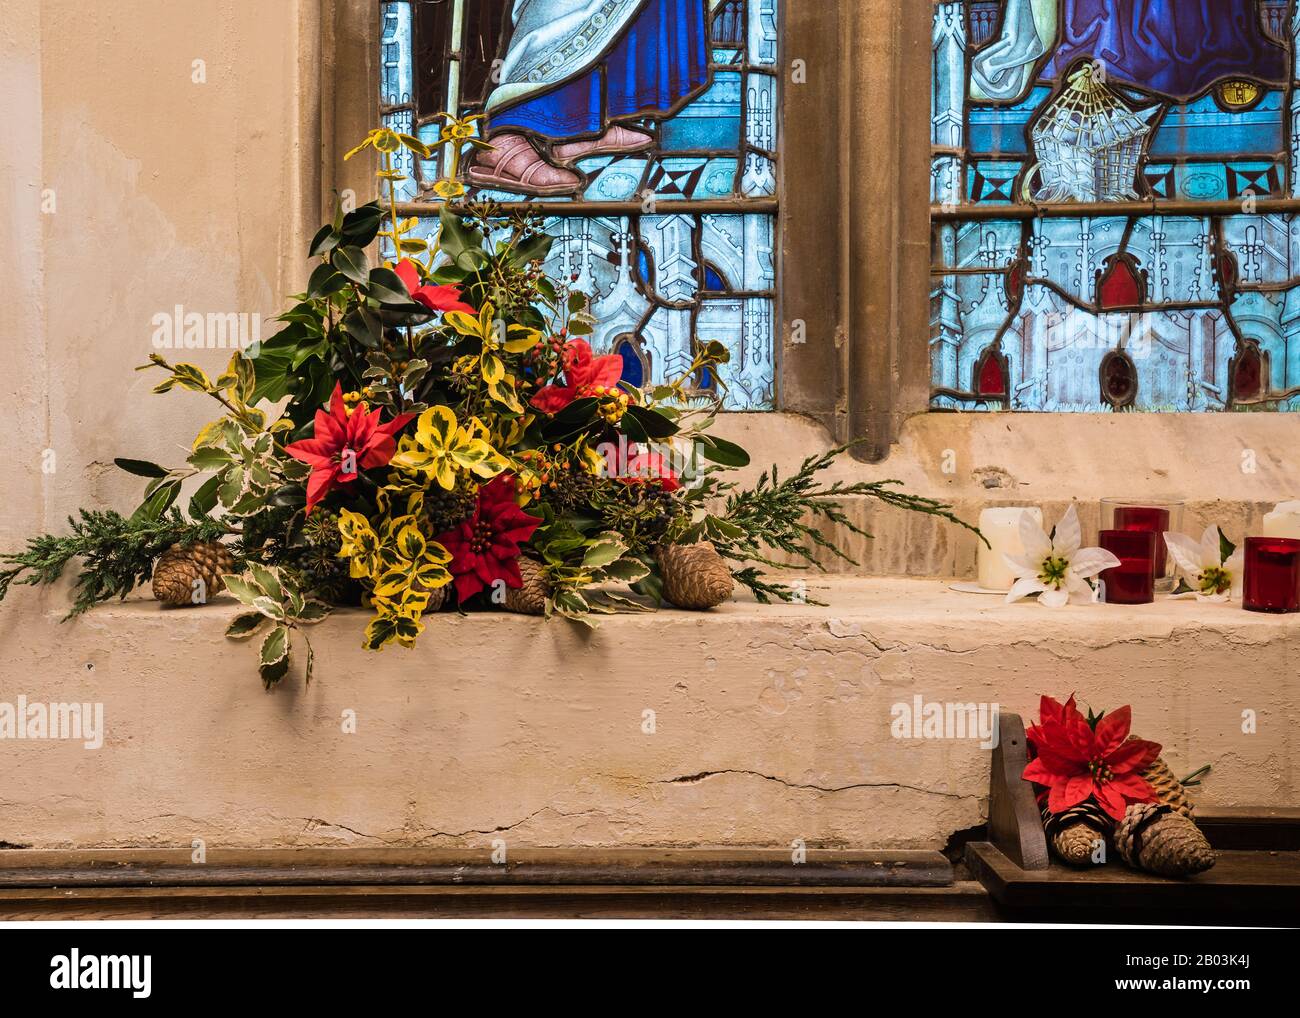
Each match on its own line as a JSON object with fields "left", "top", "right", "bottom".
{"left": 2, "top": 0, "right": 314, "bottom": 551}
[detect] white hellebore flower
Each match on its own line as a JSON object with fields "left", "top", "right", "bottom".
{"left": 1004, "top": 505, "right": 1120, "bottom": 607}
{"left": 1164, "top": 526, "right": 1243, "bottom": 603}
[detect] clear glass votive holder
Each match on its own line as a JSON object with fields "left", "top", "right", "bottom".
{"left": 1100, "top": 498, "right": 1184, "bottom": 594}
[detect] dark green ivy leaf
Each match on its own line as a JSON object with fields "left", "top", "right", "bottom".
{"left": 308, "top": 224, "right": 339, "bottom": 258}
{"left": 332, "top": 245, "right": 370, "bottom": 285}
{"left": 114, "top": 458, "right": 169, "bottom": 478}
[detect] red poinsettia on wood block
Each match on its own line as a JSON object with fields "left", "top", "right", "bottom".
{"left": 436, "top": 473, "right": 541, "bottom": 602}
{"left": 1023, "top": 694, "right": 1161, "bottom": 820}
{"left": 286, "top": 384, "right": 414, "bottom": 512}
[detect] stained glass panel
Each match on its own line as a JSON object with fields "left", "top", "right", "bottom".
{"left": 931, "top": 0, "right": 1300, "bottom": 411}
{"left": 379, "top": 0, "right": 780, "bottom": 409}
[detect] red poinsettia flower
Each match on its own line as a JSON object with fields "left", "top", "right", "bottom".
{"left": 394, "top": 258, "right": 475, "bottom": 314}
{"left": 436, "top": 474, "right": 541, "bottom": 602}
{"left": 621, "top": 447, "right": 681, "bottom": 492}
{"left": 530, "top": 338, "right": 624, "bottom": 414}
{"left": 285, "top": 384, "right": 415, "bottom": 512}
{"left": 1022, "top": 694, "right": 1161, "bottom": 820}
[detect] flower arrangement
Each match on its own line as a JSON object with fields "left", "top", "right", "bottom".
{"left": 0, "top": 126, "right": 977, "bottom": 687}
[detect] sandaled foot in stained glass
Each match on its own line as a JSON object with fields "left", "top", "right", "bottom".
{"left": 467, "top": 133, "right": 582, "bottom": 196}
{"left": 553, "top": 125, "right": 655, "bottom": 165}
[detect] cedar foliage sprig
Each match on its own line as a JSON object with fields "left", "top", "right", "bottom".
{"left": 686, "top": 444, "right": 984, "bottom": 604}
{"left": 0, "top": 508, "right": 230, "bottom": 619}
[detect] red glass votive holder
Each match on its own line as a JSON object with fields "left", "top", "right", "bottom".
{"left": 1243, "top": 537, "right": 1300, "bottom": 614}
{"left": 1112, "top": 506, "right": 1171, "bottom": 578}
{"left": 1101, "top": 498, "right": 1183, "bottom": 593}
{"left": 1098, "top": 529, "right": 1157, "bottom": 605}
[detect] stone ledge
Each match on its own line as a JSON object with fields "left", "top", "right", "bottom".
{"left": 1, "top": 579, "right": 1295, "bottom": 851}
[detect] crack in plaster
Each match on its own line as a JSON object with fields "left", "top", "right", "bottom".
{"left": 657, "top": 769, "right": 976, "bottom": 800}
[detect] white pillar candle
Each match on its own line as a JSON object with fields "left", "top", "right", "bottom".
{"left": 1263, "top": 500, "right": 1300, "bottom": 539}
{"left": 978, "top": 507, "right": 1044, "bottom": 591}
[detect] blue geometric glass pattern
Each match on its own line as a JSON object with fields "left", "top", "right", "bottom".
{"left": 931, "top": 0, "right": 1300, "bottom": 412}
{"left": 378, "top": 0, "right": 779, "bottom": 410}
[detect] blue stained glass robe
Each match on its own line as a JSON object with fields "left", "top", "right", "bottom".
{"left": 488, "top": 0, "right": 710, "bottom": 138}
{"left": 1042, "top": 0, "right": 1289, "bottom": 99}
{"left": 973, "top": 0, "right": 1290, "bottom": 103}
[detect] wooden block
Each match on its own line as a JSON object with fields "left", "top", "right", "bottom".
{"left": 986, "top": 712, "right": 1049, "bottom": 870}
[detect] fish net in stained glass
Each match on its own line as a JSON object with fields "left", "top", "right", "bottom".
{"left": 1030, "top": 66, "right": 1155, "bottom": 203}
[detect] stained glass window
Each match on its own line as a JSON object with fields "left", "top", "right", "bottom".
{"left": 931, "top": 0, "right": 1300, "bottom": 411}
{"left": 379, "top": 0, "right": 780, "bottom": 410}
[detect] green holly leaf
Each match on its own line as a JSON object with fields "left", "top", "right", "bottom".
{"left": 583, "top": 536, "right": 628, "bottom": 570}
{"left": 114, "top": 458, "right": 169, "bottom": 478}
{"left": 247, "top": 563, "right": 283, "bottom": 601}
{"left": 222, "top": 574, "right": 262, "bottom": 607}
{"left": 696, "top": 434, "right": 750, "bottom": 468}
{"left": 250, "top": 596, "right": 285, "bottom": 621}
{"left": 258, "top": 625, "right": 291, "bottom": 687}
{"left": 225, "top": 612, "right": 270, "bottom": 640}
{"left": 309, "top": 224, "right": 340, "bottom": 257}
{"left": 295, "top": 600, "right": 332, "bottom": 625}
{"left": 332, "top": 245, "right": 370, "bottom": 285}
{"left": 189, "top": 475, "right": 222, "bottom": 517}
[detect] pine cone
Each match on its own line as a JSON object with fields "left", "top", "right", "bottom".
{"left": 1114, "top": 802, "right": 1215, "bottom": 878}
{"left": 503, "top": 557, "right": 549, "bottom": 615}
{"left": 152, "top": 541, "right": 236, "bottom": 607}
{"left": 1140, "top": 753, "right": 1195, "bottom": 817}
{"left": 422, "top": 585, "right": 449, "bottom": 613}
{"left": 658, "top": 541, "right": 734, "bottom": 610}
{"left": 1042, "top": 801, "right": 1113, "bottom": 867}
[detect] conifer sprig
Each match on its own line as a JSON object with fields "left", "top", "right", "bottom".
{"left": 686, "top": 444, "right": 983, "bottom": 604}
{"left": 0, "top": 509, "right": 229, "bottom": 619}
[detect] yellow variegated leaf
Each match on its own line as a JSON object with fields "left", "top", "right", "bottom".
{"left": 416, "top": 404, "right": 458, "bottom": 447}
{"left": 192, "top": 418, "right": 228, "bottom": 451}
{"left": 481, "top": 353, "right": 505, "bottom": 384}
{"left": 503, "top": 326, "right": 541, "bottom": 354}
{"left": 468, "top": 447, "right": 509, "bottom": 479}
{"left": 433, "top": 458, "right": 458, "bottom": 491}
{"left": 452, "top": 439, "right": 490, "bottom": 467}
{"left": 393, "top": 524, "right": 426, "bottom": 562}
{"left": 425, "top": 540, "right": 453, "bottom": 566}
{"left": 444, "top": 310, "right": 484, "bottom": 338}
{"left": 413, "top": 562, "right": 452, "bottom": 590}
{"left": 391, "top": 448, "right": 435, "bottom": 474}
